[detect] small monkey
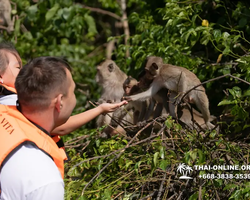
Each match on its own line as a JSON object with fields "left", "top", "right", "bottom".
{"left": 110, "top": 76, "right": 147, "bottom": 129}
{"left": 0, "top": 0, "right": 14, "bottom": 32}
{"left": 122, "top": 76, "right": 147, "bottom": 124}
{"left": 95, "top": 59, "right": 132, "bottom": 136}
{"left": 124, "top": 56, "right": 210, "bottom": 125}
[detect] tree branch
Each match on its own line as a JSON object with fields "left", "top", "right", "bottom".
{"left": 76, "top": 3, "right": 121, "bottom": 20}
{"left": 120, "top": 0, "right": 130, "bottom": 58}
{"left": 0, "top": 25, "right": 8, "bottom": 31}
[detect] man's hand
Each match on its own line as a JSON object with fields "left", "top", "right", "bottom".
{"left": 98, "top": 100, "right": 128, "bottom": 114}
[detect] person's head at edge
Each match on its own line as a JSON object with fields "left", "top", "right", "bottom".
{"left": 15, "top": 56, "right": 76, "bottom": 132}
{"left": 0, "top": 42, "right": 22, "bottom": 88}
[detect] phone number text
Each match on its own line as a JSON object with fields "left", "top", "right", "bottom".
{"left": 199, "top": 174, "right": 250, "bottom": 179}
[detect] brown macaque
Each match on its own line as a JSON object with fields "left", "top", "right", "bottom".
{"left": 109, "top": 76, "right": 147, "bottom": 130}
{"left": 138, "top": 70, "right": 169, "bottom": 120}
{"left": 124, "top": 56, "right": 211, "bottom": 126}
{"left": 167, "top": 91, "right": 216, "bottom": 131}
{"left": 0, "top": 0, "right": 14, "bottom": 33}
{"left": 95, "top": 59, "right": 132, "bottom": 136}
{"left": 140, "top": 72, "right": 216, "bottom": 131}
{"left": 122, "top": 76, "right": 147, "bottom": 124}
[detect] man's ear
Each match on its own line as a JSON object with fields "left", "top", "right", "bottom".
{"left": 55, "top": 94, "right": 63, "bottom": 112}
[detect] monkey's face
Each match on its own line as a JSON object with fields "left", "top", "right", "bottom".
{"left": 95, "top": 59, "right": 116, "bottom": 84}
{"left": 123, "top": 84, "right": 132, "bottom": 96}
{"left": 123, "top": 79, "right": 138, "bottom": 95}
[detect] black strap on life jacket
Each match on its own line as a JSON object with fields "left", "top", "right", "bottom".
{"left": 0, "top": 85, "right": 16, "bottom": 96}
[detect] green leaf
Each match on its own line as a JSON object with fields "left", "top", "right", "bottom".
{"left": 104, "top": 188, "right": 112, "bottom": 199}
{"left": 135, "top": 161, "right": 142, "bottom": 173}
{"left": 189, "top": 150, "right": 197, "bottom": 161}
{"left": 84, "top": 14, "right": 97, "bottom": 34}
{"left": 223, "top": 184, "right": 238, "bottom": 191}
{"left": 27, "top": 4, "right": 38, "bottom": 19}
{"left": 78, "top": 195, "right": 88, "bottom": 200}
{"left": 222, "top": 46, "right": 231, "bottom": 55}
{"left": 213, "top": 29, "right": 222, "bottom": 42}
{"left": 200, "top": 35, "right": 210, "bottom": 45}
{"left": 243, "top": 89, "right": 250, "bottom": 97}
{"left": 14, "top": 18, "right": 21, "bottom": 36}
{"left": 125, "top": 160, "right": 133, "bottom": 170}
{"left": 153, "top": 152, "right": 159, "bottom": 167}
{"left": 242, "top": 187, "right": 250, "bottom": 194}
{"left": 165, "top": 117, "right": 173, "bottom": 128}
{"left": 228, "top": 86, "right": 242, "bottom": 98}
{"left": 222, "top": 32, "right": 230, "bottom": 40}
{"left": 159, "top": 160, "right": 169, "bottom": 170}
{"left": 239, "top": 18, "right": 247, "bottom": 28}
{"left": 188, "top": 191, "right": 198, "bottom": 200}
{"left": 229, "top": 190, "right": 242, "bottom": 200}
{"left": 45, "top": 4, "right": 60, "bottom": 22}
{"left": 62, "top": 7, "right": 74, "bottom": 21}
{"left": 209, "top": 130, "right": 217, "bottom": 139}
{"left": 159, "top": 146, "right": 165, "bottom": 159}
{"left": 197, "top": 149, "right": 205, "bottom": 164}
{"left": 218, "top": 99, "right": 235, "bottom": 106}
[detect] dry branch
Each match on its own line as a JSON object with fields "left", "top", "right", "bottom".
{"left": 76, "top": 3, "right": 121, "bottom": 20}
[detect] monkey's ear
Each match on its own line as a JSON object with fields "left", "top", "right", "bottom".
{"left": 108, "top": 63, "right": 114, "bottom": 72}
{"left": 152, "top": 63, "right": 158, "bottom": 70}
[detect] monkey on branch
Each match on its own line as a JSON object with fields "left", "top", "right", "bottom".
{"left": 123, "top": 56, "right": 211, "bottom": 128}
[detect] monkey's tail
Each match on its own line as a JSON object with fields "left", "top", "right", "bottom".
{"left": 194, "top": 90, "right": 210, "bottom": 123}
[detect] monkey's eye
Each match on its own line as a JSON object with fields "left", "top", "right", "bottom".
{"left": 108, "top": 63, "right": 114, "bottom": 72}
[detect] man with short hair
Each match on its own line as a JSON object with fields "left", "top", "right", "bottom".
{"left": 0, "top": 56, "right": 127, "bottom": 199}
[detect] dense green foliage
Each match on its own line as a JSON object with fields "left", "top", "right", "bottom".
{"left": 2, "top": 0, "right": 250, "bottom": 199}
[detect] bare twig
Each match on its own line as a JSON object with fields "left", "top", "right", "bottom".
{"left": 176, "top": 179, "right": 190, "bottom": 200}
{"left": 139, "top": 192, "right": 157, "bottom": 200}
{"left": 73, "top": 133, "right": 159, "bottom": 168}
{"left": 156, "top": 168, "right": 167, "bottom": 200}
{"left": 198, "top": 179, "right": 202, "bottom": 200}
{"left": 120, "top": 0, "right": 130, "bottom": 58}
{"left": 76, "top": 3, "right": 121, "bottom": 20}
{"left": 211, "top": 179, "right": 220, "bottom": 200}
{"left": 0, "top": 25, "right": 8, "bottom": 31}
{"left": 65, "top": 135, "right": 89, "bottom": 145}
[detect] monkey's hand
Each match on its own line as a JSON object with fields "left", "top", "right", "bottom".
{"left": 98, "top": 100, "right": 128, "bottom": 114}
{"left": 122, "top": 96, "right": 132, "bottom": 102}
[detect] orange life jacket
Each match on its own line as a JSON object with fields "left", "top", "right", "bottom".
{"left": 0, "top": 105, "right": 67, "bottom": 178}
{"left": 0, "top": 84, "right": 66, "bottom": 154}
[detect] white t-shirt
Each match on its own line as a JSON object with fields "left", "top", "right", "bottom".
{"left": 0, "top": 94, "right": 18, "bottom": 106}
{"left": 0, "top": 143, "right": 64, "bottom": 200}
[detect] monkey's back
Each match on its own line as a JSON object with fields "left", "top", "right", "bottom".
{"left": 160, "top": 64, "right": 205, "bottom": 91}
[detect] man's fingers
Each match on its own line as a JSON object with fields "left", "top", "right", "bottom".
{"left": 118, "top": 100, "right": 128, "bottom": 107}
